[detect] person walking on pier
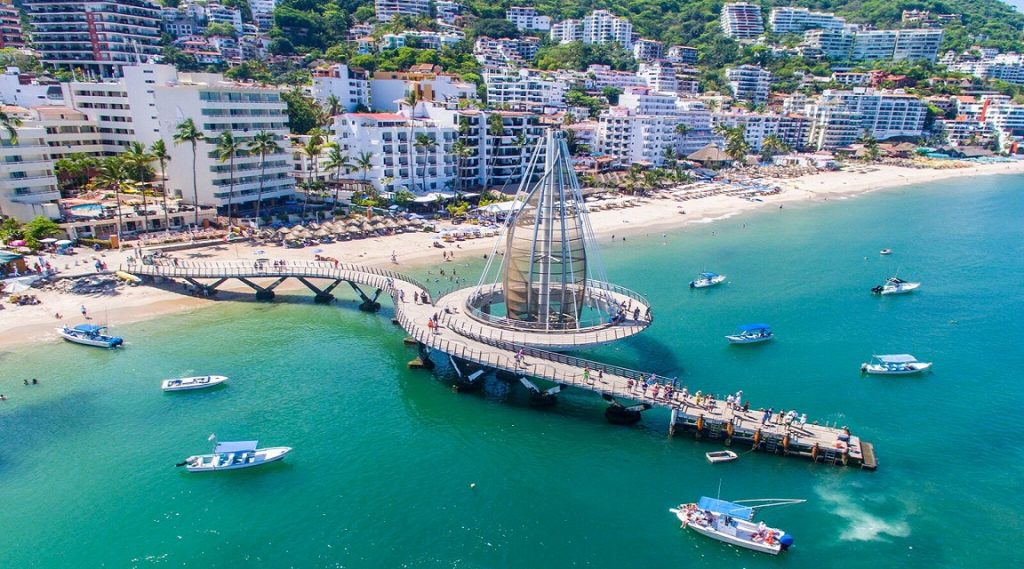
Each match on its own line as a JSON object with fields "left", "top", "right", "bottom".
{"left": 583, "top": 366, "right": 591, "bottom": 384}
{"left": 762, "top": 407, "right": 773, "bottom": 425}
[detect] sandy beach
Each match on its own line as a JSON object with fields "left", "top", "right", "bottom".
{"left": 3, "top": 159, "right": 1022, "bottom": 348}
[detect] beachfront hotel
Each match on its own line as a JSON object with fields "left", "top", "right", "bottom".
{"left": 23, "top": 0, "right": 163, "bottom": 78}
{"left": 769, "top": 7, "right": 846, "bottom": 34}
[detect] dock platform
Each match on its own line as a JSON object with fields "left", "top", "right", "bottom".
{"left": 126, "top": 259, "right": 876, "bottom": 469}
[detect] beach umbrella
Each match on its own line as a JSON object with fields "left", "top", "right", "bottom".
{"left": 40, "top": 238, "right": 58, "bottom": 244}
{"left": 8, "top": 240, "right": 25, "bottom": 247}
{"left": 277, "top": 227, "right": 291, "bottom": 235}
{"left": 396, "top": 218, "right": 410, "bottom": 226}
{"left": 346, "top": 226, "right": 360, "bottom": 234}
{"left": 314, "top": 228, "right": 330, "bottom": 237}
{"left": 55, "top": 239, "right": 73, "bottom": 246}
{"left": 4, "top": 280, "right": 33, "bottom": 293}
{"left": 346, "top": 219, "right": 361, "bottom": 227}
{"left": 308, "top": 222, "right": 321, "bottom": 230}
{"left": 360, "top": 222, "right": 373, "bottom": 232}
{"left": 383, "top": 219, "right": 399, "bottom": 228}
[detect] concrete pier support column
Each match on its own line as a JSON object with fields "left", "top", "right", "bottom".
{"left": 668, "top": 408, "right": 678, "bottom": 437}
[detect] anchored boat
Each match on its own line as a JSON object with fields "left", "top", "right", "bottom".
{"left": 161, "top": 375, "right": 228, "bottom": 392}
{"left": 177, "top": 436, "right": 291, "bottom": 472}
{"left": 669, "top": 497, "right": 804, "bottom": 555}
{"left": 56, "top": 324, "right": 124, "bottom": 348}
{"left": 872, "top": 276, "right": 920, "bottom": 295}
{"left": 706, "top": 450, "right": 739, "bottom": 464}
{"left": 861, "top": 354, "right": 933, "bottom": 375}
{"left": 726, "top": 324, "right": 773, "bottom": 344}
{"left": 690, "top": 272, "right": 726, "bottom": 288}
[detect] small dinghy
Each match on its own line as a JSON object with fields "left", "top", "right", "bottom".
{"left": 879, "top": 248, "right": 893, "bottom": 255}
{"left": 162, "top": 375, "right": 228, "bottom": 392}
{"left": 706, "top": 450, "right": 739, "bottom": 464}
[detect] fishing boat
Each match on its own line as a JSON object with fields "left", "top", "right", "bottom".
{"left": 690, "top": 272, "right": 727, "bottom": 288}
{"left": 177, "top": 436, "right": 291, "bottom": 472}
{"left": 861, "top": 354, "right": 933, "bottom": 375}
{"left": 879, "top": 248, "right": 893, "bottom": 255}
{"left": 56, "top": 324, "right": 124, "bottom": 348}
{"left": 726, "top": 324, "right": 773, "bottom": 344}
{"left": 669, "top": 497, "right": 805, "bottom": 555}
{"left": 161, "top": 375, "right": 228, "bottom": 392}
{"left": 706, "top": 450, "right": 739, "bottom": 464}
{"left": 871, "top": 276, "right": 920, "bottom": 295}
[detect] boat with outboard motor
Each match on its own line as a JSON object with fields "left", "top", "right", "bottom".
{"left": 726, "top": 324, "right": 773, "bottom": 344}
{"left": 872, "top": 276, "right": 920, "bottom": 295}
{"left": 161, "top": 375, "right": 228, "bottom": 391}
{"left": 669, "top": 497, "right": 804, "bottom": 555}
{"left": 56, "top": 324, "right": 123, "bottom": 348}
{"left": 861, "top": 354, "right": 933, "bottom": 375}
{"left": 880, "top": 248, "right": 893, "bottom": 255}
{"left": 690, "top": 272, "right": 726, "bottom": 288}
{"left": 177, "top": 436, "right": 291, "bottom": 472}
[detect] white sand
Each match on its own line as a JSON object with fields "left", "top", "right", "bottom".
{"left": 3, "top": 160, "right": 1022, "bottom": 348}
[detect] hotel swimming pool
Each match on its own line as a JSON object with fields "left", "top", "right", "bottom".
{"left": 69, "top": 203, "right": 105, "bottom": 217}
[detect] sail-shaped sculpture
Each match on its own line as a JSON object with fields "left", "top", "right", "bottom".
{"left": 503, "top": 131, "right": 589, "bottom": 326}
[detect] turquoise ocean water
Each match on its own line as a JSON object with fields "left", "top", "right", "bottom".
{"left": 2, "top": 175, "right": 1023, "bottom": 568}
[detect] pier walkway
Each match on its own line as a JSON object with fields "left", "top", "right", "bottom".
{"left": 126, "top": 259, "right": 875, "bottom": 469}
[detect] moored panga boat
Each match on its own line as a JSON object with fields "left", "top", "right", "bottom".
{"left": 669, "top": 497, "right": 805, "bottom": 555}
{"left": 860, "top": 354, "right": 933, "bottom": 375}
{"left": 690, "top": 271, "right": 726, "bottom": 288}
{"left": 706, "top": 450, "right": 739, "bottom": 464}
{"left": 725, "top": 324, "right": 773, "bottom": 344}
{"left": 177, "top": 436, "right": 291, "bottom": 472}
{"left": 56, "top": 324, "right": 123, "bottom": 348}
{"left": 161, "top": 375, "right": 228, "bottom": 391}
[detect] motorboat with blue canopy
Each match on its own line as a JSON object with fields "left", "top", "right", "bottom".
{"left": 670, "top": 497, "right": 805, "bottom": 555}
{"left": 56, "top": 323, "right": 124, "bottom": 348}
{"left": 726, "top": 324, "right": 773, "bottom": 344}
{"left": 861, "top": 354, "right": 932, "bottom": 375}
{"left": 690, "top": 271, "right": 727, "bottom": 288}
{"left": 178, "top": 436, "right": 292, "bottom": 472}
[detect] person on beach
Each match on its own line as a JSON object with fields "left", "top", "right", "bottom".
{"left": 80, "top": 305, "right": 88, "bottom": 319}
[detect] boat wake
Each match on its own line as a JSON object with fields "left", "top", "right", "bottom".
{"left": 816, "top": 488, "right": 910, "bottom": 542}
{"left": 692, "top": 212, "right": 740, "bottom": 224}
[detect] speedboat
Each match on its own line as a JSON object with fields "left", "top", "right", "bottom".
{"left": 690, "top": 272, "right": 726, "bottom": 288}
{"left": 178, "top": 437, "right": 291, "bottom": 472}
{"left": 726, "top": 324, "right": 773, "bottom": 344}
{"left": 861, "top": 354, "right": 933, "bottom": 375}
{"left": 670, "top": 497, "right": 804, "bottom": 555}
{"left": 880, "top": 248, "right": 893, "bottom": 255}
{"left": 56, "top": 324, "right": 123, "bottom": 348}
{"left": 161, "top": 375, "right": 228, "bottom": 392}
{"left": 871, "top": 276, "right": 920, "bottom": 295}
{"left": 706, "top": 450, "right": 739, "bottom": 464}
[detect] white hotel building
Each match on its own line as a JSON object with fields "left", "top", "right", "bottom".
{"left": 597, "top": 88, "right": 717, "bottom": 166}
{"left": 726, "top": 65, "right": 772, "bottom": 105}
{"left": 507, "top": 7, "right": 550, "bottom": 32}
{"left": 818, "top": 88, "right": 927, "bottom": 140}
{"left": 721, "top": 3, "right": 764, "bottom": 40}
{"left": 311, "top": 64, "right": 370, "bottom": 113}
{"left": 0, "top": 122, "right": 60, "bottom": 221}
{"left": 484, "top": 69, "right": 566, "bottom": 112}
{"left": 769, "top": 7, "right": 845, "bottom": 34}
{"left": 374, "top": 0, "right": 430, "bottom": 23}
{"left": 582, "top": 10, "right": 633, "bottom": 49}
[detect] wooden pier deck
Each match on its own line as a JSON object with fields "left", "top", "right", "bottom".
{"left": 127, "top": 259, "right": 875, "bottom": 469}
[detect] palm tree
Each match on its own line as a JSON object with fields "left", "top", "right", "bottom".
{"left": 760, "top": 134, "right": 791, "bottom": 163}
{"left": 0, "top": 108, "right": 22, "bottom": 143}
{"left": 715, "top": 124, "right": 751, "bottom": 163}
{"left": 323, "top": 142, "right": 352, "bottom": 207}
{"left": 486, "top": 113, "right": 505, "bottom": 187}
{"left": 150, "top": 140, "right": 171, "bottom": 231}
{"left": 247, "top": 131, "right": 281, "bottom": 225}
{"left": 413, "top": 132, "right": 433, "bottom": 193}
{"left": 123, "top": 141, "right": 154, "bottom": 234}
{"left": 215, "top": 130, "right": 245, "bottom": 225}
{"left": 355, "top": 151, "right": 374, "bottom": 188}
{"left": 324, "top": 94, "right": 341, "bottom": 118}
{"left": 95, "top": 156, "right": 129, "bottom": 245}
{"left": 451, "top": 140, "right": 471, "bottom": 196}
{"left": 297, "top": 133, "right": 324, "bottom": 217}
{"left": 173, "top": 119, "right": 205, "bottom": 227}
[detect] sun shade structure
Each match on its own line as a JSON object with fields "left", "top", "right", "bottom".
{"left": 466, "top": 129, "right": 650, "bottom": 339}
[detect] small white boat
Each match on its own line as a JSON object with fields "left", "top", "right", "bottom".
{"left": 162, "top": 375, "right": 228, "bottom": 392}
{"left": 56, "top": 324, "right": 124, "bottom": 348}
{"left": 706, "top": 450, "right": 739, "bottom": 464}
{"left": 670, "top": 497, "right": 804, "bottom": 555}
{"left": 880, "top": 248, "right": 893, "bottom": 255}
{"left": 690, "top": 272, "right": 726, "bottom": 288}
{"left": 178, "top": 437, "right": 291, "bottom": 472}
{"left": 861, "top": 354, "right": 933, "bottom": 375}
{"left": 726, "top": 324, "right": 773, "bottom": 344}
{"left": 872, "top": 276, "right": 920, "bottom": 295}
